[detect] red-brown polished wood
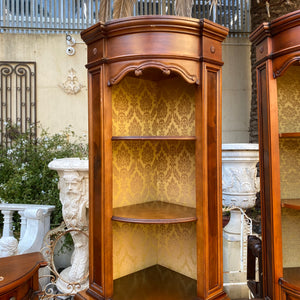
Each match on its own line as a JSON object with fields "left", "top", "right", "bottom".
{"left": 279, "top": 133, "right": 300, "bottom": 138}
{"left": 0, "top": 252, "right": 47, "bottom": 299}
{"left": 112, "top": 201, "right": 197, "bottom": 224}
{"left": 282, "top": 199, "right": 300, "bottom": 210}
{"left": 250, "top": 9, "right": 300, "bottom": 300}
{"left": 79, "top": 15, "right": 228, "bottom": 300}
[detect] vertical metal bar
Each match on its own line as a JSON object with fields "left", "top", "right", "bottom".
{"left": 237, "top": 0, "right": 239, "bottom": 36}
{"left": 85, "top": 0, "right": 89, "bottom": 27}
{"left": 76, "top": 0, "right": 80, "bottom": 28}
{"left": 30, "top": 0, "right": 34, "bottom": 33}
{"left": 224, "top": 0, "right": 227, "bottom": 29}
{"left": 1, "top": 0, "right": 5, "bottom": 32}
{"left": 58, "top": 0, "right": 61, "bottom": 31}
{"left": 39, "top": 0, "right": 42, "bottom": 31}
{"left": 241, "top": 0, "right": 244, "bottom": 36}
{"left": 20, "top": 0, "right": 24, "bottom": 31}
{"left": 61, "top": 0, "right": 67, "bottom": 28}
{"left": 15, "top": 0, "right": 19, "bottom": 31}
{"left": 32, "top": 63, "right": 36, "bottom": 140}
{"left": 95, "top": 0, "right": 98, "bottom": 23}
{"left": 54, "top": 0, "right": 57, "bottom": 32}
{"left": 10, "top": 0, "right": 14, "bottom": 32}
{"left": 25, "top": 0, "right": 29, "bottom": 32}
{"left": 49, "top": 0, "right": 52, "bottom": 30}
{"left": 15, "top": 67, "right": 19, "bottom": 130}
{"left": 81, "top": 0, "right": 85, "bottom": 28}
{"left": 68, "top": 0, "right": 71, "bottom": 30}
{"left": 72, "top": 0, "right": 75, "bottom": 30}
{"left": 89, "top": 0, "right": 92, "bottom": 27}
{"left": 148, "top": 0, "right": 151, "bottom": 15}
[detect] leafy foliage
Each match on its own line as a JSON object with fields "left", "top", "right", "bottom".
{"left": 0, "top": 124, "right": 88, "bottom": 227}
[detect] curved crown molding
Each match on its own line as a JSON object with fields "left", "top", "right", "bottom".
{"left": 273, "top": 56, "right": 300, "bottom": 78}
{"left": 108, "top": 61, "right": 199, "bottom": 86}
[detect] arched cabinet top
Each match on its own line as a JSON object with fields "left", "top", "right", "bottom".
{"left": 81, "top": 15, "right": 228, "bottom": 82}
{"left": 107, "top": 61, "right": 200, "bottom": 86}
{"left": 250, "top": 9, "right": 300, "bottom": 78}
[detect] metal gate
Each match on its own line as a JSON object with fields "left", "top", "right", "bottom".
{"left": 0, "top": 62, "right": 36, "bottom": 146}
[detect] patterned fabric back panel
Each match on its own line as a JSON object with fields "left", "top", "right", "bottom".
{"left": 112, "top": 76, "right": 197, "bottom": 280}
{"left": 278, "top": 66, "right": 300, "bottom": 268}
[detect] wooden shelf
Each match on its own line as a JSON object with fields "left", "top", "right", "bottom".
{"left": 112, "top": 136, "right": 196, "bottom": 141}
{"left": 113, "top": 265, "right": 197, "bottom": 300}
{"left": 112, "top": 201, "right": 197, "bottom": 224}
{"left": 279, "top": 132, "right": 300, "bottom": 138}
{"left": 282, "top": 199, "right": 300, "bottom": 210}
{"left": 279, "top": 267, "right": 300, "bottom": 295}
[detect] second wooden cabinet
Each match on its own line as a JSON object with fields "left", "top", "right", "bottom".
{"left": 250, "top": 9, "right": 300, "bottom": 300}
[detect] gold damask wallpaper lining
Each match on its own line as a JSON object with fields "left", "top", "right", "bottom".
{"left": 113, "top": 222, "right": 197, "bottom": 280}
{"left": 278, "top": 66, "right": 300, "bottom": 133}
{"left": 112, "top": 140, "right": 195, "bottom": 208}
{"left": 278, "top": 66, "right": 300, "bottom": 268}
{"left": 112, "top": 76, "right": 197, "bottom": 280}
{"left": 112, "top": 77, "right": 196, "bottom": 136}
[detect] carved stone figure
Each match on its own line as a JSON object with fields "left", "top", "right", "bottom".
{"left": 0, "top": 236, "right": 18, "bottom": 257}
{"left": 48, "top": 158, "right": 89, "bottom": 293}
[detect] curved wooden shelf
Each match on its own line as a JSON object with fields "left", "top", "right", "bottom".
{"left": 282, "top": 199, "right": 300, "bottom": 210}
{"left": 113, "top": 265, "right": 197, "bottom": 300}
{"left": 279, "top": 267, "right": 300, "bottom": 297}
{"left": 112, "top": 201, "right": 197, "bottom": 224}
{"left": 279, "top": 132, "right": 300, "bottom": 138}
{"left": 112, "top": 136, "right": 196, "bottom": 141}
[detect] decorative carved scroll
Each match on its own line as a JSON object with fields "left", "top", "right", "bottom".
{"left": 108, "top": 61, "right": 200, "bottom": 86}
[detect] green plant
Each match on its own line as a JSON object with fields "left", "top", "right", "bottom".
{"left": 0, "top": 124, "right": 88, "bottom": 228}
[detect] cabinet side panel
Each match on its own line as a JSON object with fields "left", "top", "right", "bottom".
{"left": 256, "top": 63, "right": 283, "bottom": 299}
{"left": 88, "top": 70, "right": 103, "bottom": 290}
{"left": 206, "top": 68, "right": 222, "bottom": 292}
{"left": 88, "top": 69, "right": 113, "bottom": 297}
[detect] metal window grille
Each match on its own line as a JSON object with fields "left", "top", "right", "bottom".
{"left": 0, "top": 0, "right": 250, "bottom": 36}
{"left": 0, "top": 62, "right": 37, "bottom": 147}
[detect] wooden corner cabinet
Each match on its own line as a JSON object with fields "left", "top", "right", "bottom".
{"left": 78, "top": 16, "right": 228, "bottom": 300}
{"left": 250, "top": 10, "right": 300, "bottom": 300}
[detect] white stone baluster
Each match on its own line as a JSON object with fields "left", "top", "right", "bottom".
{"left": 1, "top": 210, "right": 14, "bottom": 237}
{"left": 18, "top": 206, "right": 55, "bottom": 254}
{"left": 18, "top": 210, "right": 27, "bottom": 240}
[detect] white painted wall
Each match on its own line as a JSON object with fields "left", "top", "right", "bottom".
{"left": 0, "top": 33, "right": 251, "bottom": 143}
{"left": 0, "top": 33, "right": 88, "bottom": 140}
{"left": 222, "top": 37, "right": 252, "bottom": 143}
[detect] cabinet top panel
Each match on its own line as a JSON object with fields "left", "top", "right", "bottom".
{"left": 81, "top": 15, "right": 228, "bottom": 79}
{"left": 250, "top": 10, "right": 300, "bottom": 77}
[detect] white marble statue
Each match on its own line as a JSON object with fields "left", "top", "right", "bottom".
{"left": 0, "top": 236, "right": 18, "bottom": 257}
{"left": 48, "top": 158, "right": 89, "bottom": 293}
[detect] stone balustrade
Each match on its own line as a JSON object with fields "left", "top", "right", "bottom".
{"left": 0, "top": 203, "right": 55, "bottom": 256}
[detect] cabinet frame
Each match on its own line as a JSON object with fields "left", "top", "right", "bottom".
{"left": 250, "top": 10, "right": 300, "bottom": 300}
{"left": 79, "top": 16, "right": 228, "bottom": 300}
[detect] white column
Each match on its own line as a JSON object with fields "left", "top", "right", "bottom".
{"left": 1, "top": 210, "right": 14, "bottom": 237}
{"left": 48, "top": 158, "right": 89, "bottom": 294}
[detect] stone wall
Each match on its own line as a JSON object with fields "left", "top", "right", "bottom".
{"left": 249, "top": 1, "right": 300, "bottom": 143}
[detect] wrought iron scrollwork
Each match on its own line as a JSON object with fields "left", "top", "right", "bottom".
{"left": 39, "top": 222, "right": 89, "bottom": 299}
